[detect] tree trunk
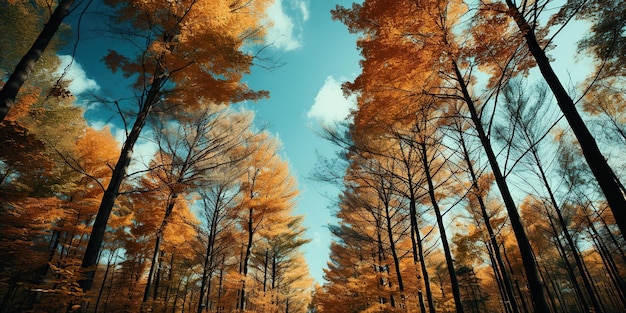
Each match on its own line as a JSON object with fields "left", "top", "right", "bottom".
{"left": 532, "top": 148, "right": 603, "bottom": 313}
{"left": 413, "top": 204, "right": 436, "bottom": 313}
{"left": 94, "top": 250, "right": 116, "bottom": 313}
{"left": 549, "top": 220, "right": 588, "bottom": 312}
{"left": 457, "top": 127, "right": 520, "bottom": 313}
{"left": 418, "top": 139, "right": 464, "bottom": 313}
{"left": 504, "top": 1, "right": 626, "bottom": 239}
{"left": 238, "top": 208, "right": 254, "bottom": 311}
{"left": 399, "top": 141, "right": 435, "bottom": 313}
{"left": 143, "top": 233, "right": 163, "bottom": 304}
{"left": 79, "top": 74, "right": 164, "bottom": 291}
{"left": 198, "top": 202, "right": 219, "bottom": 313}
{"left": 0, "top": 0, "right": 75, "bottom": 121}
{"left": 452, "top": 60, "right": 550, "bottom": 312}
{"left": 383, "top": 196, "right": 405, "bottom": 307}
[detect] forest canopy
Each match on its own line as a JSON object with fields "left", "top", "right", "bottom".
{"left": 0, "top": 0, "right": 625, "bottom": 312}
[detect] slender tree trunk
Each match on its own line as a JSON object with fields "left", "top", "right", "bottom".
{"left": 79, "top": 74, "right": 164, "bottom": 291}
{"left": 94, "top": 250, "right": 116, "bottom": 313}
{"left": 0, "top": 0, "right": 75, "bottom": 121}
{"left": 102, "top": 259, "right": 116, "bottom": 313}
{"left": 143, "top": 233, "right": 163, "bottom": 305}
{"left": 452, "top": 60, "right": 550, "bottom": 312}
{"left": 547, "top": 214, "right": 588, "bottom": 312}
{"left": 536, "top": 264, "right": 558, "bottom": 313}
{"left": 198, "top": 204, "right": 219, "bottom": 313}
{"left": 503, "top": 246, "right": 530, "bottom": 313}
{"left": 383, "top": 198, "right": 405, "bottom": 307}
{"left": 400, "top": 147, "right": 432, "bottom": 313}
{"left": 153, "top": 250, "right": 164, "bottom": 300}
{"left": 417, "top": 138, "right": 464, "bottom": 313}
{"left": 413, "top": 209, "right": 436, "bottom": 313}
{"left": 457, "top": 128, "right": 520, "bottom": 313}
{"left": 590, "top": 227, "right": 626, "bottom": 309}
{"left": 238, "top": 208, "right": 254, "bottom": 311}
{"left": 532, "top": 149, "right": 603, "bottom": 313}
{"left": 164, "top": 253, "right": 175, "bottom": 312}
{"left": 504, "top": 1, "right": 626, "bottom": 238}
{"left": 143, "top": 194, "right": 177, "bottom": 305}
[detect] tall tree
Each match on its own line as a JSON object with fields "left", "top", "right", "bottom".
{"left": 332, "top": 0, "right": 551, "bottom": 311}
{"left": 494, "top": 0, "right": 626, "bottom": 237}
{"left": 140, "top": 104, "right": 254, "bottom": 307}
{"left": 79, "top": 0, "right": 271, "bottom": 291}
{"left": 0, "top": 0, "right": 77, "bottom": 121}
{"left": 236, "top": 133, "right": 299, "bottom": 311}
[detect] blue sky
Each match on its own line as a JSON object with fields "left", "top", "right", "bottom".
{"left": 59, "top": 0, "right": 361, "bottom": 283}
{"left": 244, "top": 0, "right": 360, "bottom": 283}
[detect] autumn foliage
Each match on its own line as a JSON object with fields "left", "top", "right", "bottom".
{"left": 2, "top": 0, "right": 626, "bottom": 312}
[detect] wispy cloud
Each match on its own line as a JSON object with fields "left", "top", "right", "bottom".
{"left": 265, "top": 0, "right": 310, "bottom": 51}
{"left": 296, "top": 0, "right": 310, "bottom": 21}
{"left": 307, "top": 76, "right": 356, "bottom": 125}
{"left": 55, "top": 55, "right": 100, "bottom": 95}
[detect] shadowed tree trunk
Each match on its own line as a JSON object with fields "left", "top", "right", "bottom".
{"left": 452, "top": 60, "right": 551, "bottom": 312}
{"left": 504, "top": 0, "right": 626, "bottom": 239}
{"left": 79, "top": 73, "right": 165, "bottom": 291}
{"left": 455, "top": 125, "right": 520, "bottom": 313}
{"left": 416, "top": 134, "right": 464, "bottom": 313}
{"left": 0, "top": 0, "right": 75, "bottom": 121}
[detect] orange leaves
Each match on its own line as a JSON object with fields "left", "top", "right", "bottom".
{"left": 104, "top": 0, "right": 271, "bottom": 107}
{"left": 102, "top": 49, "right": 130, "bottom": 75}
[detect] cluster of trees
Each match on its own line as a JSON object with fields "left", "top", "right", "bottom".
{"left": 312, "top": 0, "right": 625, "bottom": 313}
{"left": 0, "top": 0, "right": 312, "bottom": 312}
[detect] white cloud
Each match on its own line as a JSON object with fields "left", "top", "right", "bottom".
{"left": 265, "top": 0, "right": 308, "bottom": 51}
{"left": 110, "top": 128, "right": 158, "bottom": 175}
{"left": 55, "top": 55, "right": 100, "bottom": 95}
{"left": 90, "top": 122, "right": 157, "bottom": 175}
{"left": 307, "top": 76, "right": 356, "bottom": 125}
{"left": 296, "top": 0, "right": 310, "bottom": 21}
{"left": 89, "top": 120, "right": 116, "bottom": 132}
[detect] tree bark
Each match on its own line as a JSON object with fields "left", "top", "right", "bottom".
{"left": 457, "top": 129, "right": 520, "bottom": 313}
{"left": 452, "top": 60, "right": 550, "bottom": 312}
{"left": 0, "top": 0, "right": 75, "bottom": 121}
{"left": 79, "top": 74, "right": 163, "bottom": 291}
{"left": 418, "top": 138, "right": 464, "bottom": 313}
{"left": 504, "top": 1, "right": 626, "bottom": 239}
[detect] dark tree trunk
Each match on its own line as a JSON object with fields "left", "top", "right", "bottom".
{"left": 94, "top": 250, "right": 116, "bottom": 313}
{"left": 0, "top": 0, "right": 75, "bottom": 121}
{"left": 79, "top": 74, "right": 164, "bottom": 291}
{"left": 413, "top": 205, "right": 436, "bottom": 313}
{"left": 505, "top": 1, "right": 626, "bottom": 239}
{"left": 398, "top": 142, "right": 434, "bottom": 313}
{"left": 457, "top": 127, "right": 520, "bottom": 313}
{"left": 383, "top": 196, "right": 405, "bottom": 307}
{"left": 532, "top": 148, "right": 603, "bottom": 313}
{"left": 452, "top": 60, "right": 550, "bottom": 313}
{"left": 198, "top": 199, "right": 220, "bottom": 313}
{"left": 418, "top": 139, "right": 464, "bottom": 313}
{"left": 143, "top": 195, "right": 177, "bottom": 305}
{"left": 238, "top": 208, "right": 254, "bottom": 311}
{"left": 143, "top": 233, "right": 163, "bottom": 304}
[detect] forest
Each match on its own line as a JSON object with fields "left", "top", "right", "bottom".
{"left": 0, "top": 0, "right": 624, "bottom": 313}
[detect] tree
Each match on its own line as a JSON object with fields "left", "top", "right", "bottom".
{"left": 236, "top": 133, "right": 299, "bottom": 311}
{"left": 332, "top": 0, "right": 551, "bottom": 310}
{"left": 0, "top": 0, "right": 77, "bottom": 121}
{"left": 139, "top": 104, "right": 254, "bottom": 307}
{"left": 79, "top": 0, "right": 272, "bottom": 291}
{"left": 495, "top": 0, "right": 626, "bottom": 238}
